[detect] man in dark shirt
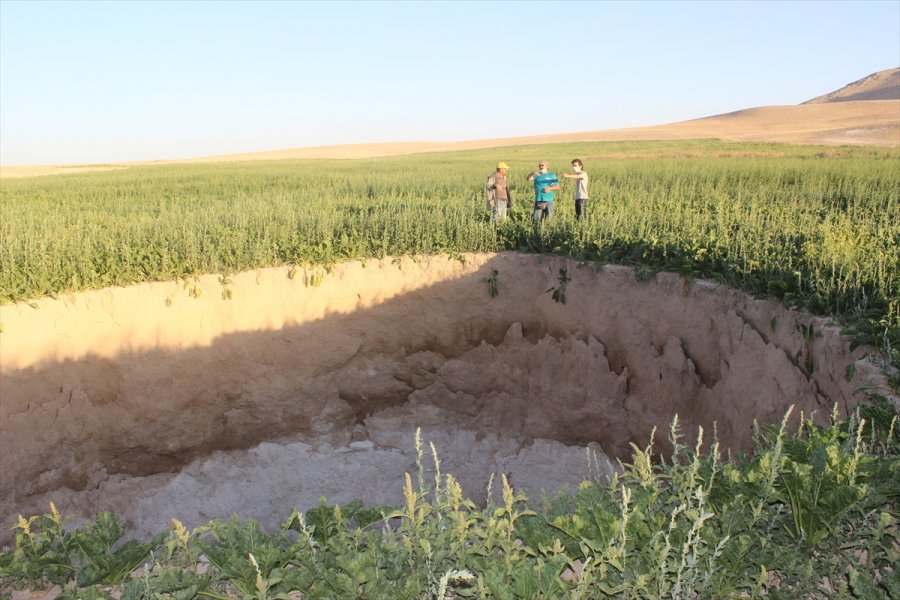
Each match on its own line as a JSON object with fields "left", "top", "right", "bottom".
{"left": 486, "top": 162, "right": 512, "bottom": 221}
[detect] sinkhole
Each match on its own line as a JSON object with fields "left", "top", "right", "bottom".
{"left": 0, "top": 253, "right": 881, "bottom": 542}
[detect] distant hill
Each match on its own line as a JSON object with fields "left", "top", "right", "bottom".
{"left": 3, "top": 70, "right": 899, "bottom": 177}
{"left": 803, "top": 68, "right": 900, "bottom": 103}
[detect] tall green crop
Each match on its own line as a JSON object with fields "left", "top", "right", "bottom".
{"left": 1, "top": 140, "right": 898, "bottom": 346}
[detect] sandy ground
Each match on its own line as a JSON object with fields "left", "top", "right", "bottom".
{"left": 2, "top": 100, "right": 897, "bottom": 178}
{"left": 1, "top": 253, "right": 889, "bottom": 543}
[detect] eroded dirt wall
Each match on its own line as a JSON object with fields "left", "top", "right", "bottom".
{"left": 0, "top": 253, "right": 881, "bottom": 530}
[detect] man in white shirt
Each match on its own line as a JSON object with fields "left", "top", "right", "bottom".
{"left": 562, "top": 158, "right": 590, "bottom": 220}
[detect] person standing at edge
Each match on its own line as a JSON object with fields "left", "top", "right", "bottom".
{"left": 562, "top": 158, "right": 590, "bottom": 220}
{"left": 526, "top": 160, "right": 560, "bottom": 222}
{"left": 485, "top": 162, "right": 512, "bottom": 221}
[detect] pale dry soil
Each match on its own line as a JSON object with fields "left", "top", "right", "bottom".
{"left": 0, "top": 253, "right": 888, "bottom": 543}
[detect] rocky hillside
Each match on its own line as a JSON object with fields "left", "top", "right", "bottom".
{"left": 803, "top": 67, "right": 900, "bottom": 103}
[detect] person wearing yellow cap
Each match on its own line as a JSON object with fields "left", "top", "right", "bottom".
{"left": 485, "top": 162, "right": 513, "bottom": 221}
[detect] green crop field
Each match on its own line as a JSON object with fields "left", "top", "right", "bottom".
{"left": 1, "top": 140, "right": 899, "bottom": 598}
{"left": 2, "top": 140, "right": 898, "bottom": 360}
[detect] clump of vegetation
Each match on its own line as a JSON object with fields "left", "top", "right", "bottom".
{"left": 2, "top": 402, "right": 896, "bottom": 599}
{"left": 548, "top": 268, "right": 571, "bottom": 304}
{"left": 486, "top": 269, "right": 499, "bottom": 298}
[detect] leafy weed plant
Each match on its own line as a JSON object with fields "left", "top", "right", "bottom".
{"left": 1, "top": 404, "right": 897, "bottom": 599}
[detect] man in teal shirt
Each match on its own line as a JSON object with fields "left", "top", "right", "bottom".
{"left": 526, "top": 161, "right": 560, "bottom": 221}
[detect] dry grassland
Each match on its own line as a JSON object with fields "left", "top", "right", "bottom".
{"left": 2, "top": 100, "right": 897, "bottom": 178}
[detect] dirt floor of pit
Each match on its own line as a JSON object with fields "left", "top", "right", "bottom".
{"left": 0, "top": 253, "right": 890, "bottom": 542}
{"left": 11, "top": 405, "right": 618, "bottom": 542}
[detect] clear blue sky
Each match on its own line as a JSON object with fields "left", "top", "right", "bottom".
{"left": 1, "top": 0, "right": 898, "bottom": 165}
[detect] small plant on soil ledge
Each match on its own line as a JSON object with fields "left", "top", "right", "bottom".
{"left": 548, "top": 268, "right": 571, "bottom": 304}
{"left": 1, "top": 401, "right": 897, "bottom": 599}
{"left": 485, "top": 269, "right": 499, "bottom": 298}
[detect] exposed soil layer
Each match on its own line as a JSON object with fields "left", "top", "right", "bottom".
{"left": 0, "top": 253, "right": 884, "bottom": 541}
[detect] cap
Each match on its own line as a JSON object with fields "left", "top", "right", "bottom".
{"left": 497, "top": 162, "right": 510, "bottom": 169}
